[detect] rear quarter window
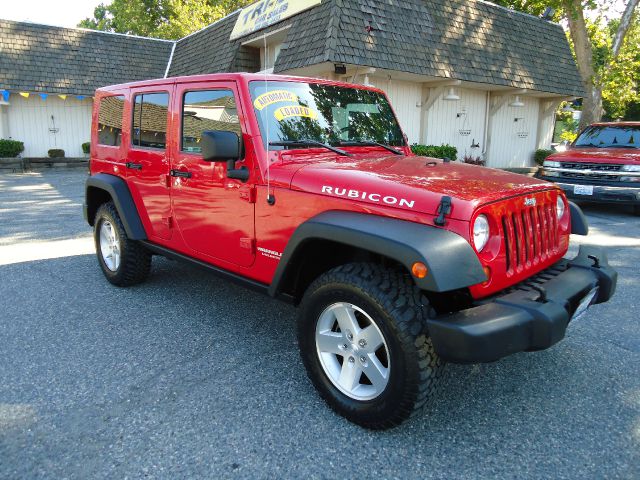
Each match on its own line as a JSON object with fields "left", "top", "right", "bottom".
{"left": 97, "top": 95, "right": 125, "bottom": 146}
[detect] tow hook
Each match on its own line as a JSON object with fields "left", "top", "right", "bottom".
{"left": 434, "top": 196, "right": 452, "bottom": 226}
{"left": 587, "top": 254, "right": 601, "bottom": 268}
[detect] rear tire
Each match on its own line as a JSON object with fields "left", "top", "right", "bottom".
{"left": 94, "top": 202, "right": 151, "bottom": 286}
{"left": 297, "top": 263, "right": 445, "bottom": 429}
{"left": 633, "top": 205, "right": 640, "bottom": 216}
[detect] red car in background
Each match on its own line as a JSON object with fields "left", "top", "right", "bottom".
{"left": 539, "top": 122, "right": 640, "bottom": 215}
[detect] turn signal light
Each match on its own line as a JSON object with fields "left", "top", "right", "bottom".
{"left": 412, "top": 262, "right": 428, "bottom": 279}
{"left": 482, "top": 266, "right": 492, "bottom": 284}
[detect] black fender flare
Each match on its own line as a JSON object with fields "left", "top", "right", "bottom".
{"left": 569, "top": 201, "right": 589, "bottom": 235}
{"left": 84, "top": 173, "right": 147, "bottom": 240}
{"left": 268, "top": 211, "right": 486, "bottom": 296}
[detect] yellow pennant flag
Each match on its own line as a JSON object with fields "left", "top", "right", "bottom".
{"left": 58, "top": 94, "right": 67, "bottom": 100}
{"left": 19, "top": 92, "right": 29, "bottom": 98}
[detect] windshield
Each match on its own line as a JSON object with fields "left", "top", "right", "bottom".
{"left": 249, "top": 81, "right": 405, "bottom": 149}
{"left": 574, "top": 125, "right": 640, "bottom": 148}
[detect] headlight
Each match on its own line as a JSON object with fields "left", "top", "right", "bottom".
{"left": 543, "top": 160, "right": 561, "bottom": 168}
{"left": 621, "top": 164, "right": 640, "bottom": 172}
{"left": 473, "top": 215, "right": 490, "bottom": 252}
{"left": 556, "top": 196, "right": 566, "bottom": 219}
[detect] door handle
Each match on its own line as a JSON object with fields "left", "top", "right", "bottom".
{"left": 126, "top": 162, "right": 143, "bottom": 170}
{"left": 170, "top": 169, "right": 192, "bottom": 178}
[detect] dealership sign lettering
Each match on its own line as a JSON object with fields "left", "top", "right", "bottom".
{"left": 230, "top": 0, "right": 322, "bottom": 40}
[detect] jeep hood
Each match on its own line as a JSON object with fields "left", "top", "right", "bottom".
{"left": 289, "top": 154, "right": 556, "bottom": 219}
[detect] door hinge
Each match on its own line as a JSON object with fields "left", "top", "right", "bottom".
{"left": 162, "top": 216, "right": 173, "bottom": 229}
{"left": 240, "top": 237, "right": 255, "bottom": 252}
{"left": 239, "top": 186, "right": 257, "bottom": 203}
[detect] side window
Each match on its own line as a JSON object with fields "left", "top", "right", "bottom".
{"left": 97, "top": 95, "right": 125, "bottom": 146}
{"left": 182, "top": 90, "right": 241, "bottom": 153}
{"left": 132, "top": 92, "right": 169, "bottom": 149}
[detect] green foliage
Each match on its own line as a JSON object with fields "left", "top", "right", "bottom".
{"left": 534, "top": 149, "right": 555, "bottom": 166}
{"left": 82, "top": 142, "right": 91, "bottom": 154}
{"left": 410, "top": 144, "right": 458, "bottom": 160}
{"left": 78, "top": 0, "right": 254, "bottom": 39}
{"left": 599, "top": 15, "right": 640, "bottom": 120}
{"left": 48, "top": 149, "right": 65, "bottom": 158}
{"left": 0, "top": 139, "right": 25, "bottom": 158}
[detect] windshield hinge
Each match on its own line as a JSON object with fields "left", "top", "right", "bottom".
{"left": 434, "top": 196, "right": 452, "bottom": 226}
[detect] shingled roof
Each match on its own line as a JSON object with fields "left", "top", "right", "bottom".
{"left": 0, "top": 0, "right": 584, "bottom": 98}
{"left": 0, "top": 19, "right": 173, "bottom": 96}
{"left": 169, "top": 0, "right": 584, "bottom": 97}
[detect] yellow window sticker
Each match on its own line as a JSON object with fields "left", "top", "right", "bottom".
{"left": 274, "top": 106, "right": 318, "bottom": 121}
{"left": 253, "top": 90, "right": 299, "bottom": 110}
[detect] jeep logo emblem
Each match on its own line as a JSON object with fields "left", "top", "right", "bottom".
{"left": 524, "top": 198, "right": 536, "bottom": 207}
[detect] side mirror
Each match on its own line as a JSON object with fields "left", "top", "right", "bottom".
{"left": 200, "top": 130, "right": 249, "bottom": 182}
{"left": 201, "top": 130, "right": 241, "bottom": 161}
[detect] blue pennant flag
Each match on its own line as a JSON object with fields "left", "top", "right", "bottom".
{"left": 76, "top": 95, "right": 85, "bottom": 101}
{"left": 1, "top": 90, "right": 9, "bottom": 102}
{"left": 39, "top": 93, "right": 48, "bottom": 100}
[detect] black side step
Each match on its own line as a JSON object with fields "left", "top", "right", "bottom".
{"left": 140, "top": 241, "right": 291, "bottom": 300}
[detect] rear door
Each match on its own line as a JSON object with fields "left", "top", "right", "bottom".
{"left": 126, "top": 89, "right": 173, "bottom": 240}
{"left": 169, "top": 81, "right": 256, "bottom": 267}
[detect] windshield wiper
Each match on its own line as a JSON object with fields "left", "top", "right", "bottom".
{"left": 337, "top": 140, "right": 404, "bottom": 155}
{"left": 269, "top": 139, "right": 352, "bottom": 156}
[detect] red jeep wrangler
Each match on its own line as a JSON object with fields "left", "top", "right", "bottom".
{"left": 84, "top": 74, "right": 617, "bottom": 429}
{"left": 540, "top": 122, "right": 640, "bottom": 215}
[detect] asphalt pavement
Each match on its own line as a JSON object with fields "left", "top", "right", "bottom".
{"left": 0, "top": 170, "right": 638, "bottom": 479}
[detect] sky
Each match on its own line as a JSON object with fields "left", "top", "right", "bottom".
{"left": 1, "top": 0, "right": 104, "bottom": 28}
{"left": 0, "top": 0, "right": 631, "bottom": 29}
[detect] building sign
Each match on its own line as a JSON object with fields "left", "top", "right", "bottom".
{"left": 230, "top": 0, "right": 322, "bottom": 40}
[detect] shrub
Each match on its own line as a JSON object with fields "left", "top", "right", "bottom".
{"left": 462, "top": 154, "right": 485, "bottom": 166}
{"left": 0, "top": 139, "right": 25, "bottom": 158}
{"left": 82, "top": 142, "right": 91, "bottom": 154}
{"left": 48, "top": 149, "right": 65, "bottom": 158}
{"left": 410, "top": 144, "right": 458, "bottom": 160}
{"left": 534, "top": 149, "right": 555, "bottom": 166}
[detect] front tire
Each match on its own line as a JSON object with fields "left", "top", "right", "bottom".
{"left": 94, "top": 202, "right": 151, "bottom": 286}
{"left": 297, "top": 263, "right": 445, "bottom": 429}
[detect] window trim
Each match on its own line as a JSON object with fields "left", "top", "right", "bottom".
{"left": 130, "top": 90, "right": 170, "bottom": 152}
{"left": 97, "top": 94, "right": 126, "bottom": 148}
{"left": 179, "top": 88, "right": 242, "bottom": 156}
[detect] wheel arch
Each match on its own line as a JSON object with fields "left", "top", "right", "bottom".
{"left": 84, "top": 173, "right": 147, "bottom": 240}
{"left": 269, "top": 211, "right": 486, "bottom": 303}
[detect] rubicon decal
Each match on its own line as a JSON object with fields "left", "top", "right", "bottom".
{"left": 321, "top": 186, "right": 415, "bottom": 208}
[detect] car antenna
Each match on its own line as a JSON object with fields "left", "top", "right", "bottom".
{"left": 263, "top": 34, "right": 276, "bottom": 206}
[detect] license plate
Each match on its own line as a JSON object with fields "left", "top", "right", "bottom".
{"left": 573, "top": 287, "right": 599, "bottom": 321}
{"left": 574, "top": 185, "right": 593, "bottom": 195}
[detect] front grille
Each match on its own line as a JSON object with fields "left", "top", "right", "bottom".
{"left": 501, "top": 202, "right": 559, "bottom": 276}
{"left": 559, "top": 162, "right": 623, "bottom": 181}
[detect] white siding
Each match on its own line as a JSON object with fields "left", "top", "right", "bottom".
{"left": 422, "top": 88, "right": 487, "bottom": 161}
{"left": 368, "top": 77, "right": 422, "bottom": 144}
{"left": 487, "top": 97, "right": 539, "bottom": 168}
{"left": 5, "top": 95, "right": 92, "bottom": 157}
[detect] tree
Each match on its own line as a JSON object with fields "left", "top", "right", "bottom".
{"left": 78, "top": 0, "right": 253, "bottom": 40}
{"left": 493, "top": 0, "right": 640, "bottom": 128}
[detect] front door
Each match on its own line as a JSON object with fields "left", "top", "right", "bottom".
{"left": 169, "top": 82, "right": 255, "bottom": 267}
{"left": 126, "top": 89, "right": 172, "bottom": 240}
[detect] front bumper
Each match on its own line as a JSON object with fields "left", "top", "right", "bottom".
{"left": 427, "top": 245, "right": 617, "bottom": 363}
{"left": 539, "top": 175, "right": 640, "bottom": 205}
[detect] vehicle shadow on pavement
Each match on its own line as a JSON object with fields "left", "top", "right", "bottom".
{"left": 1, "top": 252, "right": 638, "bottom": 479}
